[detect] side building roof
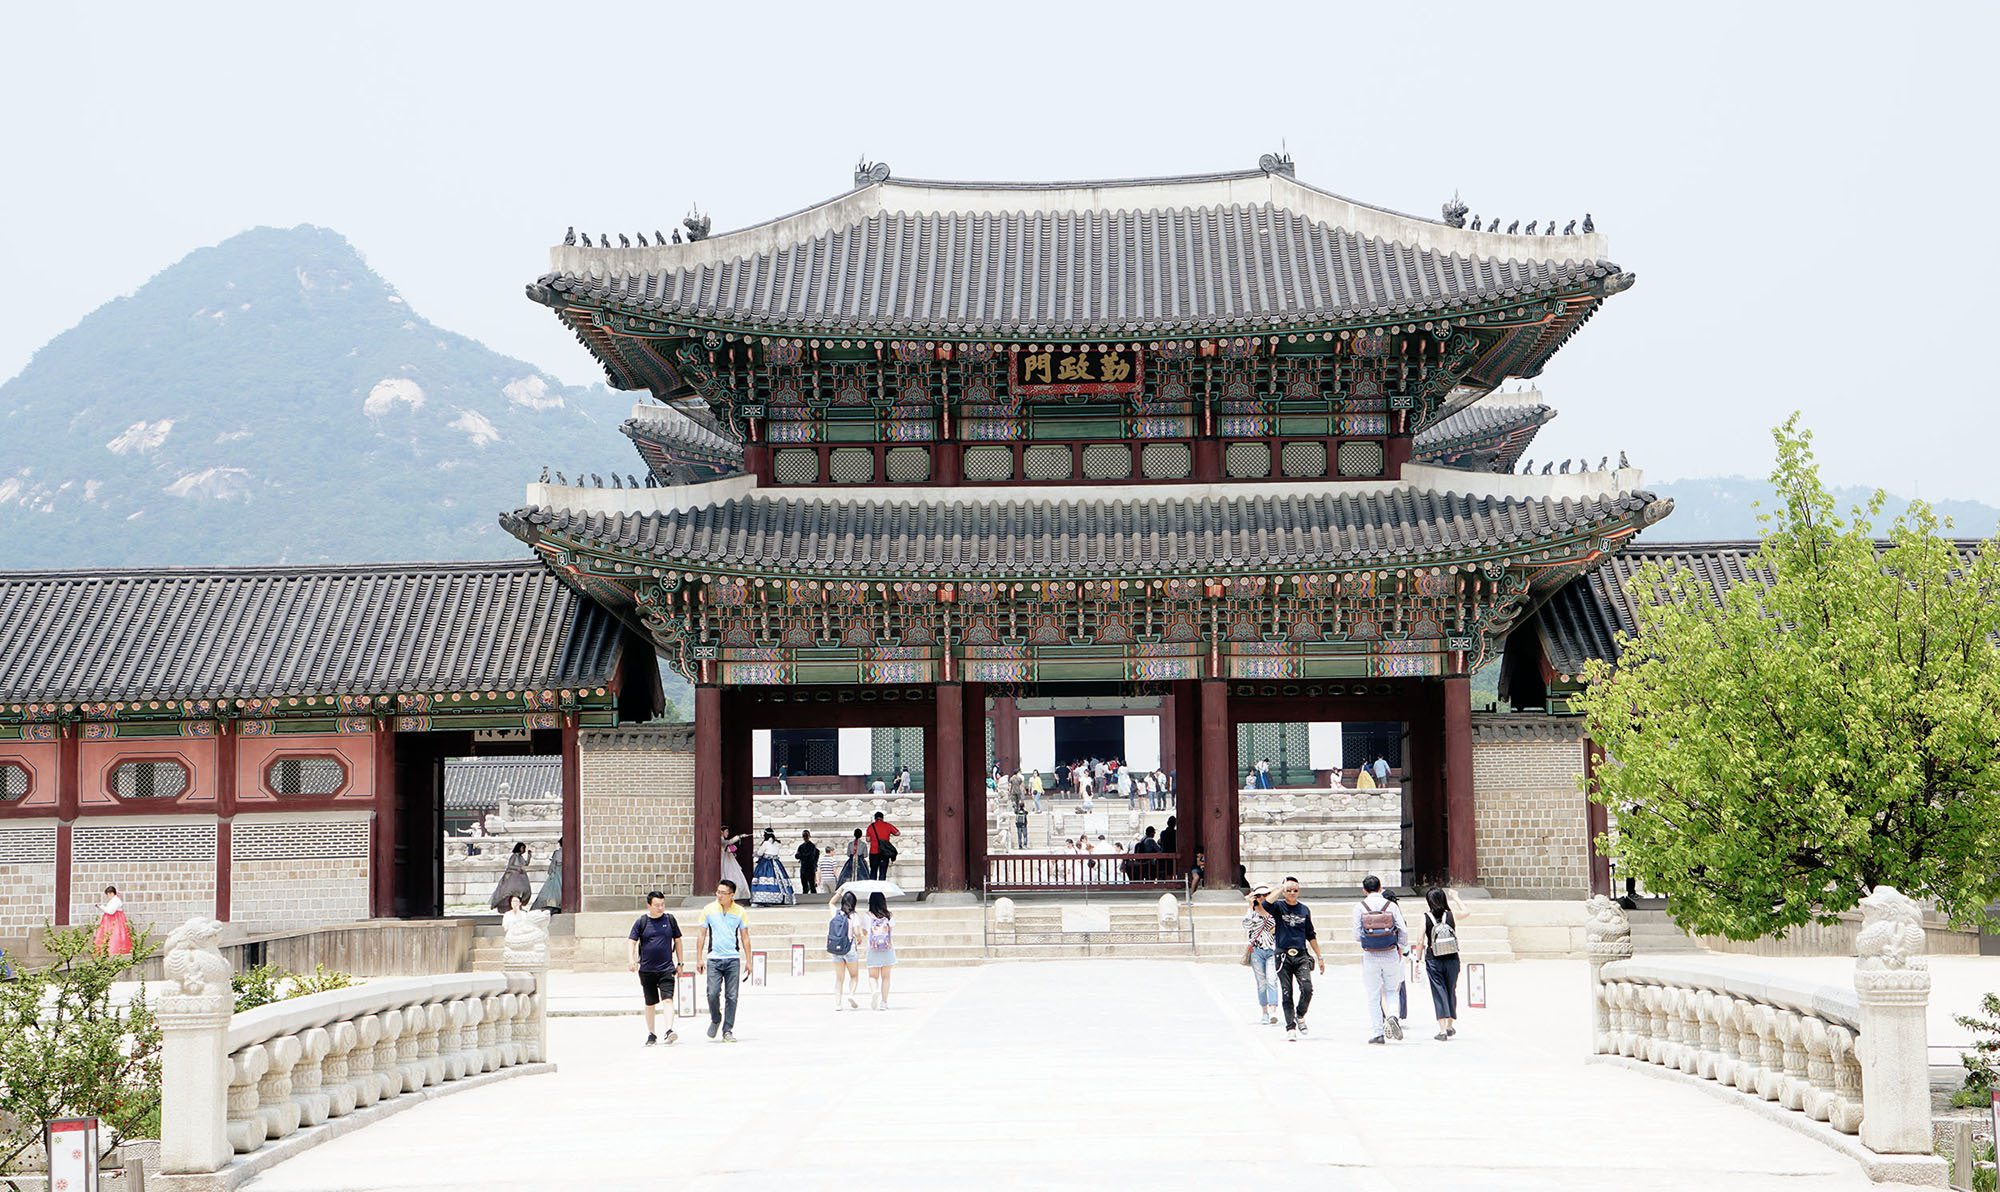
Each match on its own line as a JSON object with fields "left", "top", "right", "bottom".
{"left": 444, "top": 755, "right": 563, "bottom": 813}
{"left": 0, "top": 559, "right": 638, "bottom": 708}
{"left": 1413, "top": 389, "right": 1553, "bottom": 473}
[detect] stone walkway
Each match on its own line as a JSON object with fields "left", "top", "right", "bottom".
{"left": 243, "top": 959, "right": 1903, "bottom": 1191}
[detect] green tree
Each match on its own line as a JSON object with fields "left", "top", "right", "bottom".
{"left": 0, "top": 928, "right": 162, "bottom": 1176}
{"left": 1578, "top": 416, "right": 2000, "bottom": 939}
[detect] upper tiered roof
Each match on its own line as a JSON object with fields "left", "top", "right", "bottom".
{"left": 534, "top": 159, "right": 1630, "bottom": 393}
{"left": 1413, "top": 389, "right": 1554, "bottom": 473}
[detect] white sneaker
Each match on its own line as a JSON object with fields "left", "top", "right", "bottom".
{"left": 833, "top": 1002, "right": 843, "bottom": 1012}
{"left": 1286, "top": 1028, "right": 1299, "bottom": 1042}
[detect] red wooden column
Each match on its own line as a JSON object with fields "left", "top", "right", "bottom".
{"left": 1170, "top": 680, "right": 1201, "bottom": 874}
{"left": 961, "top": 682, "right": 989, "bottom": 885}
{"left": 744, "top": 443, "right": 771, "bottom": 486}
{"left": 1193, "top": 438, "right": 1222, "bottom": 482}
{"left": 721, "top": 700, "right": 754, "bottom": 884}
{"left": 928, "top": 684, "right": 968, "bottom": 892}
{"left": 54, "top": 727, "right": 79, "bottom": 926}
{"left": 370, "top": 722, "right": 397, "bottom": 918}
{"left": 215, "top": 723, "right": 238, "bottom": 922}
{"left": 1584, "top": 737, "right": 1611, "bottom": 896}
{"left": 692, "top": 686, "right": 723, "bottom": 896}
{"left": 1384, "top": 434, "right": 1413, "bottom": 480}
{"left": 1443, "top": 674, "right": 1478, "bottom": 883}
{"left": 1198, "top": 678, "right": 1237, "bottom": 890}
{"left": 560, "top": 719, "right": 583, "bottom": 913}
{"left": 989, "top": 693, "right": 1019, "bottom": 775}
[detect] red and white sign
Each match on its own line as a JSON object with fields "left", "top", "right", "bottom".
{"left": 791, "top": 943, "right": 806, "bottom": 977}
{"left": 1467, "top": 962, "right": 1487, "bottom": 1009}
{"left": 750, "top": 950, "right": 768, "bottom": 987}
{"left": 676, "top": 967, "right": 695, "bottom": 1017}
{"left": 46, "top": 1117, "right": 98, "bottom": 1192}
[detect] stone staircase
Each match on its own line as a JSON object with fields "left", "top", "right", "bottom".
{"left": 1625, "top": 908, "right": 1705, "bottom": 954}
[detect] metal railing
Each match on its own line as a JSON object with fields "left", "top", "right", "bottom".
{"left": 984, "top": 851, "right": 1184, "bottom": 892}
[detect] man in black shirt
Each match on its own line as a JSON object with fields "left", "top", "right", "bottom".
{"left": 627, "top": 891, "right": 684, "bottom": 1046}
{"left": 796, "top": 831, "right": 821, "bottom": 896}
{"left": 1257, "top": 876, "right": 1325, "bottom": 1040}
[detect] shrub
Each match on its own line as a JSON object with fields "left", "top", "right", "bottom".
{"left": 1954, "top": 991, "right": 2000, "bottom": 1106}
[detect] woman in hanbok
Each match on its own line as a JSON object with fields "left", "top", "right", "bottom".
{"left": 489, "top": 842, "right": 533, "bottom": 911}
{"left": 835, "top": 827, "right": 870, "bottom": 887}
{"left": 91, "top": 886, "right": 133, "bottom": 957}
{"left": 750, "top": 828, "right": 797, "bottom": 905}
{"left": 719, "top": 827, "right": 752, "bottom": 898}
{"left": 531, "top": 837, "right": 563, "bottom": 912}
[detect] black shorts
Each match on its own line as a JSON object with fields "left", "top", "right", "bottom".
{"left": 638, "top": 969, "right": 675, "bottom": 1006}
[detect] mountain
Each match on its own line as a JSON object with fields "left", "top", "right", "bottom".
{"left": 1647, "top": 477, "right": 2000, "bottom": 542}
{"left": 0, "top": 225, "right": 619, "bottom": 568}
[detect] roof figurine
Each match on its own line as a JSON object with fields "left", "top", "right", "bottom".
{"left": 1256, "top": 150, "right": 1296, "bottom": 178}
{"left": 1441, "top": 194, "right": 1469, "bottom": 228}
{"left": 618, "top": 233, "right": 630, "bottom": 248}
{"left": 1583, "top": 213, "right": 1596, "bottom": 233}
{"left": 682, "top": 208, "right": 711, "bottom": 242}
{"left": 1507, "top": 220, "right": 1520, "bottom": 234}
{"left": 854, "top": 158, "right": 892, "bottom": 186}
{"left": 578, "top": 231, "right": 591, "bottom": 247}
{"left": 564, "top": 226, "right": 576, "bottom": 246}
{"left": 636, "top": 231, "right": 649, "bottom": 246}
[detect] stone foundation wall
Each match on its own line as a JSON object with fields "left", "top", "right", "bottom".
{"left": 1240, "top": 789, "right": 1402, "bottom": 889}
{"left": 70, "top": 819, "right": 219, "bottom": 932}
{"left": 0, "top": 822, "right": 58, "bottom": 935}
{"left": 1471, "top": 714, "right": 1590, "bottom": 897}
{"left": 580, "top": 726, "right": 696, "bottom": 909}
{"left": 230, "top": 815, "right": 372, "bottom": 932}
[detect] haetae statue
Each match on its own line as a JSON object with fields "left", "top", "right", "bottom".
{"left": 163, "top": 918, "right": 232, "bottom": 998}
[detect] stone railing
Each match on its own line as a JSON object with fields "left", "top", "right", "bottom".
{"left": 1584, "top": 889, "right": 1945, "bottom": 1185}
{"left": 156, "top": 912, "right": 552, "bottom": 1179}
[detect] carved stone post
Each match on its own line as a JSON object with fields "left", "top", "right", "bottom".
{"left": 503, "top": 908, "right": 552, "bottom": 1066}
{"left": 1852, "top": 886, "right": 1933, "bottom": 1154}
{"left": 419, "top": 1003, "right": 447, "bottom": 1086}
{"left": 1776, "top": 1010, "right": 1809, "bottom": 1111}
{"left": 1801, "top": 1016, "right": 1836, "bottom": 1122}
{"left": 254, "top": 1034, "right": 304, "bottom": 1141}
{"left": 224, "top": 1045, "right": 270, "bottom": 1154}
{"left": 1731, "top": 998, "right": 1762, "bottom": 1094}
{"left": 397, "top": 1005, "right": 426, "bottom": 1093}
{"left": 1828, "top": 1024, "right": 1864, "bottom": 1134}
{"left": 1583, "top": 896, "right": 1632, "bottom": 1056}
{"left": 158, "top": 919, "right": 237, "bottom": 1175}
{"left": 323, "top": 1022, "right": 359, "bottom": 1118}
{"left": 291, "top": 1027, "right": 332, "bottom": 1128}
{"left": 1751, "top": 1004, "right": 1784, "bottom": 1101}
{"left": 348, "top": 1015, "right": 382, "bottom": 1109}
{"left": 1712, "top": 994, "right": 1741, "bottom": 1087}
{"left": 372, "top": 1009, "right": 404, "bottom": 1103}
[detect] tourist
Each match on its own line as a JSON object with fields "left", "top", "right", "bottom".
{"left": 1013, "top": 793, "right": 1029, "bottom": 849}
{"left": 91, "top": 886, "right": 132, "bottom": 957}
{"left": 778, "top": 762, "right": 792, "bottom": 798}
{"left": 1242, "top": 884, "right": 1280, "bottom": 1025}
{"left": 718, "top": 827, "right": 751, "bottom": 901}
{"left": 1075, "top": 762, "right": 1093, "bottom": 804}
{"left": 696, "top": 879, "right": 750, "bottom": 1042}
{"left": 1158, "top": 815, "right": 1177, "bottom": 857}
{"left": 870, "top": 776, "right": 888, "bottom": 795}
{"left": 1029, "top": 769, "right": 1045, "bottom": 812}
{"left": 1255, "top": 758, "right": 1273, "bottom": 790}
{"left": 1117, "top": 764, "right": 1134, "bottom": 809}
{"left": 863, "top": 890, "right": 896, "bottom": 1009}
{"left": 489, "top": 842, "right": 533, "bottom": 911}
{"left": 627, "top": 890, "right": 682, "bottom": 1046}
{"left": 895, "top": 766, "right": 912, "bottom": 795}
{"left": 1133, "top": 825, "right": 1163, "bottom": 881}
{"left": 1257, "top": 876, "right": 1323, "bottom": 1041}
{"left": 751, "top": 828, "right": 797, "bottom": 906}
{"left": 1354, "top": 874, "right": 1410, "bottom": 1044}
{"left": 1188, "top": 849, "right": 1206, "bottom": 887}
{"left": 836, "top": 828, "right": 869, "bottom": 886}
{"left": 1372, "top": 756, "right": 1390, "bottom": 786}
{"left": 1153, "top": 769, "right": 1169, "bottom": 810}
{"left": 795, "top": 831, "right": 821, "bottom": 896}
{"left": 865, "top": 811, "right": 900, "bottom": 881}
{"left": 531, "top": 837, "right": 563, "bottom": 912}
{"left": 1420, "top": 886, "right": 1462, "bottom": 1040}
{"left": 1355, "top": 765, "right": 1377, "bottom": 790}
{"left": 1381, "top": 888, "right": 1410, "bottom": 1031}
{"left": 826, "top": 890, "right": 864, "bottom": 1010}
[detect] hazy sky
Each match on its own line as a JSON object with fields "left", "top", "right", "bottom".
{"left": 5, "top": 3, "right": 1996, "bottom": 501}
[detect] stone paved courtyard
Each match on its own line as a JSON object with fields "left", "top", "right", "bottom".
{"left": 232, "top": 957, "right": 1929, "bottom": 1191}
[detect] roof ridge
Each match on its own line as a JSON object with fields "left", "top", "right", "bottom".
{"left": 0, "top": 559, "right": 546, "bottom": 582}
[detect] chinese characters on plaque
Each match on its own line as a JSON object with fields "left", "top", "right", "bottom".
{"left": 1011, "top": 346, "right": 1144, "bottom": 396}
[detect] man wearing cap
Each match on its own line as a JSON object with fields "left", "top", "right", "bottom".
{"left": 1256, "top": 876, "right": 1324, "bottom": 1040}
{"left": 1242, "top": 884, "right": 1281, "bottom": 1025}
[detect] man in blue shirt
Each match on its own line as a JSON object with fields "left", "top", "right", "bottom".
{"left": 627, "top": 890, "right": 682, "bottom": 1047}
{"left": 1256, "top": 876, "right": 1325, "bottom": 1040}
{"left": 696, "top": 879, "right": 751, "bottom": 1042}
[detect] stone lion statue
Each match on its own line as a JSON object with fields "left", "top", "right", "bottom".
{"left": 163, "top": 917, "right": 232, "bottom": 997}
{"left": 1855, "top": 885, "right": 1926, "bottom": 970}
{"left": 1583, "top": 894, "right": 1629, "bottom": 939}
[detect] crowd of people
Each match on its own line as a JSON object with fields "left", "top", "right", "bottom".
{"left": 710, "top": 812, "right": 903, "bottom": 908}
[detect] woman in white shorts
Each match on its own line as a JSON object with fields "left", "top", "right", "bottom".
{"left": 826, "top": 890, "right": 865, "bottom": 1010}
{"left": 864, "top": 891, "right": 896, "bottom": 1010}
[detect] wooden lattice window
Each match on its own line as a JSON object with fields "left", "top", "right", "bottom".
{"left": 885, "top": 447, "right": 931, "bottom": 483}
{"left": 964, "top": 446, "right": 1014, "bottom": 482}
{"left": 1337, "top": 441, "right": 1386, "bottom": 478}
{"left": 828, "top": 448, "right": 875, "bottom": 484}
{"left": 1140, "top": 443, "right": 1192, "bottom": 480}
{"left": 773, "top": 449, "right": 819, "bottom": 485}
{"left": 1281, "top": 441, "right": 1328, "bottom": 478}
{"left": 1080, "top": 444, "right": 1132, "bottom": 480}
{"left": 265, "top": 755, "right": 346, "bottom": 797}
{"left": 110, "top": 760, "right": 189, "bottom": 801}
{"left": 1225, "top": 442, "right": 1272, "bottom": 478}
{"left": 0, "top": 761, "right": 27, "bottom": 801}
{"left": 1022, "top": 445, "right": 1071, "bottom": 482}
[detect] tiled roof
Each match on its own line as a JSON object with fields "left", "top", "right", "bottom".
{"left": 1414, "top": 394, "right": 1554, "bottom": 471}
{"left": 537, "top": 205, "right": 1623, "bottom": 339}
{"left": 444, "top": 756, "right": 562, "bottom": 812}
{"left": 0, "top": 560, "right": 627, "bottom": 705}
{"left": 504, "top": 487, "right": 1666, "bottom": 581}
{"left": 623, "top": 402, "right": 742, "bottom": 463}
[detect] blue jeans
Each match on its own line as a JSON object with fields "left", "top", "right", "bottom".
{"left": 1249, "top": 946, "right": 1278, "bottom": 1009}
{"left": 705, "top": 957, "right": 741, "bottom": 1031}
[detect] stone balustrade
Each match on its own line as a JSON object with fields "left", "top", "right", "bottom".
{"left": 157, "top": 911, "right": 551, "bottom": 1180}
{"left": 1583, "top": 889, "right": 1945, "bottom": 1186}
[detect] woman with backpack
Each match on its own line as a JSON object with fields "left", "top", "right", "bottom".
{"left": 1419, "top": 886, "right": 1462, "bottom": 1040}
{"left": 825, "top": 890, "right": 865, "bottom": 1010}
{"left": 863, "top": 891, "right": 896, "bottom": 1010}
